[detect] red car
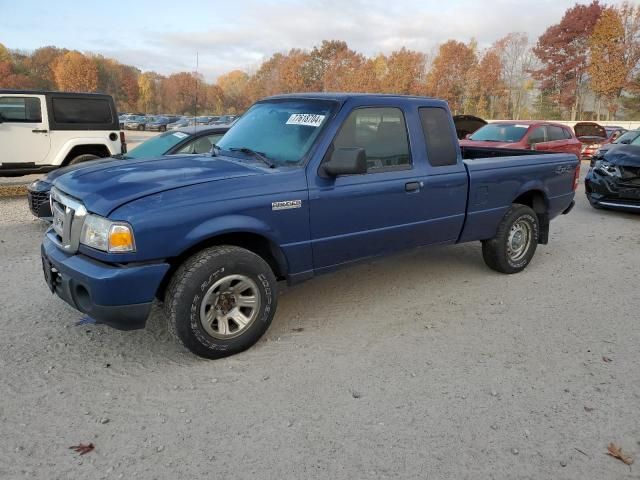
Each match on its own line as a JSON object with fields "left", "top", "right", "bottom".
{"left": 574, "top": 122, "right": 627, "bottom": 160}
{"left": 459, "top": 121, "right": 582, "bottom": 157}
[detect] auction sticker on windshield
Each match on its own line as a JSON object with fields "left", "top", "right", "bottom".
{"left": 286, "top": 114, "right": 325, "bottom": 127}
{"left": 172, "top": 132, "right": 189, "bottom": 139}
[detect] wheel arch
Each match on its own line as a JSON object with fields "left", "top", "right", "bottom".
{"left": 157, "top": 229, "right": 289, "bottom": 301}
{"left": 512, "top": 189, "right": 550, "bottom": 244}
{"left": 61, "top": 144, "right": 112, "bottom": 166}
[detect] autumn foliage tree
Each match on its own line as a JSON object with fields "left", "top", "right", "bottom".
{"left": 533, "top": 1, "right": 604, "bottom": 120}
{"left": 589, "top": 8, "right": 627, "bottom": 119}
{"left": 53, "top": 51, "right": 98, "bottom": 92}
{"left": 425, "top": 40, "right": 477, "bottom": 114}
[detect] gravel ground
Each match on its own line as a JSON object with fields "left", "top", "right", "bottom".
{"left": 1, "top": 165, "right": 639, "bottom": 479}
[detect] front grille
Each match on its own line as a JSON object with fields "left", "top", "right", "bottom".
{"left": 49, "top": 187, "right": 87, "bottom": 253}
{"left": 28, "top": 190, "right": 49, "bottom": 216}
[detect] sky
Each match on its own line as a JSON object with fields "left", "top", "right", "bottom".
{"left": 0, "top": 0, "right": 629, "bottom": 81}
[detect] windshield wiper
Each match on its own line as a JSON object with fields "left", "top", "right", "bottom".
{"left": 229, "top": 147, "right": 275, "bottom": 168}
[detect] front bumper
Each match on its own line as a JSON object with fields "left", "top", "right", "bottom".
{"left": 585, "top": 169, "right": 640, "bottom": 213}
{"left": 27, "top": 180, "right": 53, "bottom": 219}
{"left": 42, "top": 232, "right": 170, "bottom": 330}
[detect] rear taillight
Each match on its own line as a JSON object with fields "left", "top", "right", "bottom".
{"left": 573, "top": 164, "right": 580, "bottom": 191}
{"left": 119, "top": 131, "right": 127, "bottom": 153}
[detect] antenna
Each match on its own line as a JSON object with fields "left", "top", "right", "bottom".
{"left": 194, "top": 51, "right": 199, "bottom": 133}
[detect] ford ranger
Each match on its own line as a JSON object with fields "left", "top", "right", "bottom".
{"left": 41, "top": 94, "right": 579, "bottom": 358}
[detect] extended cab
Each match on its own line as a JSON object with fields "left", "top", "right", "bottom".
{"left": 0, "top": 90, "right": 124, "bottom": 176}
{"left": 41, "top": 94, "right": 579, "bottom": 359}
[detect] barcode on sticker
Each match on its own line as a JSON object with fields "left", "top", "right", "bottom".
{"left": 286, "top": 114, "right": 325, "bottom": 127}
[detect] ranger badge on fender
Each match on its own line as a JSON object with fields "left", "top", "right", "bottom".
{"left": 272, "top": 200, "right": 302, "bottom": 211}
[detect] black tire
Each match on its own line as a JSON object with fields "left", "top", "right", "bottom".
{"left": 164, "top": 245, "right": 278, "bottom": 359}
{"left": 482, "top": 204, "right": 539, "bottom": 274}
{"left": 160, "top": 125, "right": 167, "bottom": 132}
{"left": 68, "top": 154, "right": 100, "bottom": 165}
{"left": 138, "top": 124, "right": 144, "bottom": 131}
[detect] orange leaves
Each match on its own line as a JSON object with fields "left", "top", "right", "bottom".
{"left": 606, "top": 443, "right": 634, "bottom": 465}
{"left": 53, "top": 51, "right": 98, "bottom": 93}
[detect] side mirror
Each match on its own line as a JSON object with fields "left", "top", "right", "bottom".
{"left": 323, "top": 147, "right": 367, "bottom": 177}
{"left": 464, "top": 133, "right": 471, "bottom": 139}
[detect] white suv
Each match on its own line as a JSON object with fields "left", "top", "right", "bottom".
{"left": 0, "top": 90, "right": 125, "bottom": 176}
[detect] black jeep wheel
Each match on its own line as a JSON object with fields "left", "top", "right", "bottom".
{"left": 165, "top": 246, "right": 277, "bottom": 359}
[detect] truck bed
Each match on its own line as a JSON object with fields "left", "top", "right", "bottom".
{"left": 458, "top": 148, "right": 578, "bottom": 243}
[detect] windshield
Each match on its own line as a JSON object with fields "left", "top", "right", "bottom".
{"left": 217, "top": 99, "right": 335, "bottom": 166}
{"left": 469, "top": 124, "right": 529, "bottom": 142}
{"left": 126, "top": 131, "right": 191, "bottom": 159}
{"left": 614, "top": 130, "right": 640, "bottom": 144}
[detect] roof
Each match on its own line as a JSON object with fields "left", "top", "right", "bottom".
{"left": 490, "top": 120, "right": 570, "bottom": 128}
{"left": 264, "top": 92, "right": 439, "bottom": 103}
{"left": 0, "top": 89, "right": 113, "bottom": 98}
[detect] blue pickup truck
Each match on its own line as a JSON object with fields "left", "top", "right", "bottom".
{"left": 41, "top": 94, "right": 579, "bottom": 358}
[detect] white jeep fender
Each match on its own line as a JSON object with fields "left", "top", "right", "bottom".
{"left": 51, "top": 136, "right": 120, "bottom": 166}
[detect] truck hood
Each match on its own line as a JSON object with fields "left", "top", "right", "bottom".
{"left": 53, "top": 155, "right": 264, "bottom": 216}
{"left": 601, "top": 145, "right": 640, "bottom": 168}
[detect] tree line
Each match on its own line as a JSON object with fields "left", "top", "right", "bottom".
{"left": 1, "top": 1, "right": 639, "bottom": 120}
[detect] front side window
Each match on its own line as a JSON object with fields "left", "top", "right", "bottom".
{"left": 547, "top": 126, "right": 566, "bottom": 141}
{"left": 527, "top": 127, "right": 546, "bottom": 144}
{"left": 177, "top": 133, "right": 225, "bottom": 154}
{"left": 0, "top": 96, "right": 42, "bottom": 122}
{"left": 332, "top": 107, "right": 411, "bottom": 171}
{"left": 217, "top": 99, "right": 335, "bottom": 166}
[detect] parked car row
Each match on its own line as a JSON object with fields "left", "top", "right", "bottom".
{"left": 28, "top": 126, "right": 229, "bottom": 218}
{"left": 119, "top": 113, "right": 239, "bottom": 131}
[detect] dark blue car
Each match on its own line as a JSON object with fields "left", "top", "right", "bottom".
{"left": 40, "top": 94, "right": 578, "bottom": 358}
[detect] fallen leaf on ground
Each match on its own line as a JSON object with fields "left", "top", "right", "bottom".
{"left": 69, "top": 443, "right": 95, "bottom": 455}
{"left": 291, "top": 327, "right": 304, "bottom": 332}
{"left": 606, "top": 443, "right": 633, "bottom": 465}
{"left": 602, "top": 356, "right": 613, "bottom": 363}
{"left": 584, "top": 406, "right": 594, "bottom": 412}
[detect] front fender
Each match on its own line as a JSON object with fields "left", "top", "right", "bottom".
{"left": 184, "top": 214, "right": 280, "bottom": 246}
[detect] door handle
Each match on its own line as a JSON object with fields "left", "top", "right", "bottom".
{"left": 32, "top": 129, "right": 48, "bottom": 133}
{"left": 405, "top": 181, "right": 421, "bottom": 192}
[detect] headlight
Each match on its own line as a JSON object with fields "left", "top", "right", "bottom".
{"left": 80, "top": 214, "right": 136, "bottom": 253}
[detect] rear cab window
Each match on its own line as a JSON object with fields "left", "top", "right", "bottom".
{"left": 51, "top": 98, "right": 113, "bottom": 124}
{"left": 419, "top": 107, "right": 458, "bottom": 167}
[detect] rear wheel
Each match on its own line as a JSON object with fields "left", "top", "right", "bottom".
{"left": 160, "top": 125, "right": 167, "bottom": 132}
{"left": 482, "top": 204, "right": 539, "bottom": 274}
{"left": 165, "top": 246, "right": 278, "bottom": 359}
{"left": 137, "top": 124, "right": 144, "bottom": 131}
{"left": 68, "top": 154, "right": 100, "bottom": 165}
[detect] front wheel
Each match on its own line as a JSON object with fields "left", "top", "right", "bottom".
{"left": 164, "top": 246, "right": 278, "bottom": 359}
{"left": 482, "top": 204, "right": 539, "bottom": 274}
{"left": 138, "top": 125, "right": 144, "bottom": 131}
